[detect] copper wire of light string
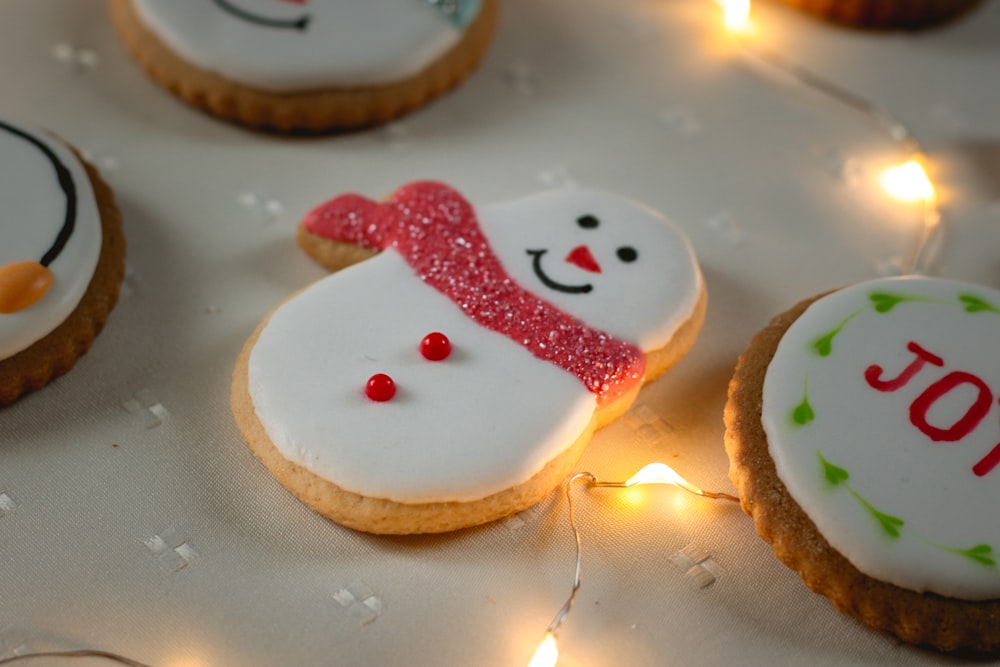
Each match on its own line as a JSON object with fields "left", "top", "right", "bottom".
{"left": 728, "top": 12, "right": 943, "bottom": 275}
{"left": 542, "top": 471, "right": 740, "bottom": 643}
{"left": 591, "top": 477, "right": 740, "bottom": 501}
{"left": 542, "top": 472, "right": 596, "bottom": 640}
{"left": 0, "top": 650, "right": 152, "bottom": 666}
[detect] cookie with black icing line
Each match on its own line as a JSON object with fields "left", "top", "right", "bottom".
{"left": 108, "top": 0, "right": 499, "bottom": 133}
{"left": 0, "top": 119, "right": 125, "bottom": 406}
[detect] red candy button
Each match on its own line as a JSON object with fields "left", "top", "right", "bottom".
{"left": 365, "top": 373, "right": 396, "bottom": 401}
{"left": 420, "top": 332, "right": 451, "bottom": 361}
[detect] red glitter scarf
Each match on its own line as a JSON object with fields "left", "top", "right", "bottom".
{"left": 302, "top": 181, "right": 646, "bottom": 404}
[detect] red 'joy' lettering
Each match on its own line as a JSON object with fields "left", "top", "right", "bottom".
{"left": 910, "top": 371, "right": 992, "bottom": 442}
{"left": 864, "top": 339, "right": 1000, "bottom": 477}
{"left": 865, "top": 341, "right": 944, "bottom": 392}
{"left": 974, "top": 436, "right": 1000, "bottom": 477}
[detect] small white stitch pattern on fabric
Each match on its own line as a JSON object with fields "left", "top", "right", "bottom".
{"left": 239, "top": 190, "right": 285, "bottom": 223}
{"left": 0, "top": 625, "right": 29, "bottom": 658}
{"left": 669, "top": 543, "right": 721, "bottom": 588}
{"left": 378, "top": 122, "right": 413, "bottom": 151}
{"left": 500, "top": 59, "right": 537, "bottom": 97}
{"left": 51, "top": 42, "right": 99, "bottom": 69}
{"left": 119, "top": 264, "right": 137, "bottom": 298}
{"left": 535, "top": 165, "right": 576, "bottom": 189}
{"left": 503, "top": 505, "right": 541, "bottom": 532}
{"left": 144, "top": 528, "right": 197, "bottom": 572}
{"left": 704, "top": 210, "right": 745, "bottom": 246}
{"left": 334, "top": 580, "right": 385, "bottom": 626}
{"left": 0, "top": 492, "right": 16, "bottom": 517}
{"left": 80, "top": 147, "right": 119, "bottom": 173}
{"left": 623, "top": 403, "right": 675, "bottom": 445}
{"left": 122, "top": 389, "right": 170, "bottom": 428}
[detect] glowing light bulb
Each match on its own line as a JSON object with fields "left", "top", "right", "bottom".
{"left": 624, "top": 462, "right": 705, "bottom": 495}
{"left": 881, "top": 159, "right": 935, "bottom": 204}
{"left": 717, "top": 0, "right": 752, "bottom": 33}
{"left": 527, "top": 632, "right": 559, "bottom": 667}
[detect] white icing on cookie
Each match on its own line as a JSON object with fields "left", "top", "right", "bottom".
{"left": 133, "top": 0, "right": 479, "bottom": 91}
{"left": 0, "top": 120, "right": 101, "bottom": 361}
{"left": 249, "top": 187, "right": 703, "bottom": 503}
{"left": 762, "top": 277, "right": 1000, "bottom": 600}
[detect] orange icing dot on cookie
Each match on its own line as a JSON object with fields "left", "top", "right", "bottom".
{"left": 0, "top": 260, "right": 54, "bottom": 314}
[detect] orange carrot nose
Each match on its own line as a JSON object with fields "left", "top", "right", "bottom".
{"left": 0, "top": 260, "right": 54, "bottom": 313}
{"left": 564, "top": 245, "right": 602, "bottom": 273}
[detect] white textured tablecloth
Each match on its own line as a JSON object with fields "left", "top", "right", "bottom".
{"left": 2, "top": 1, "right": 999, "bottom": 665}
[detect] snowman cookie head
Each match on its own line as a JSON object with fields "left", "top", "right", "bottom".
{"left": 479, "top": 189, "right": 703, "bottom": 351}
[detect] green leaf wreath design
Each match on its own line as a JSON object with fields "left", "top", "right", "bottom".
{"left": 794, "top": 290, "right": 1000, "bottom": 570}
{"left": 791, "top": 375, "right": 814, "bottom": 425}
{"left": 959, "top": 293, "right": 1000, "bottom": 315}
{"left": 818, "top": 452, "right": 848, "bottom": 485}
{"left": 817, "top": 451, "right": 996, "bottom": 566}
{"left": 792, "top": 398, "right": 814, "bottom": 426}
{"left": 948, "top": 544, "right": 997, "bottom": 567}
{"left": 818, "top": 452, "right": 904, "bottom": 539}
{"left": 869, "top": 292, "right": 907, "bottom": 313}
{"left": 802, "top": 289, "right": 1000, "bottom": 400}
{"left": 811, "top": 328, "right": 838, "bottom": 357}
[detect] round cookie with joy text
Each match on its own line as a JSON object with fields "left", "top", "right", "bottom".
{"left": 108, "top": 0, "right": 499, "bottom": 133}
{"left": 725, "top": 276, "right": 1000, "bottom": 653}
{"left": 232, "top": 181, "right": 706, "bottom": 534}
{"left": 0, "top": 119, "right": 125, "bottom": 406}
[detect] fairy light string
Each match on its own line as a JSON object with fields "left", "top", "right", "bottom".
{"left": 717, "top": 0, "right": 941, "bottom": 275}
{"left": 0, "top": 650, "right": 152, "bottom": 666}
{"left": 529, "top": 467, "right": 740, "bottom": 667}
{"left": 531, "top": 2, "right": 948, "bottom": 664}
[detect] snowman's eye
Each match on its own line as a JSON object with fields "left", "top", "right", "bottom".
{"left": 617, "top": 246, "right": 638, "bottom": 263}
{"left": 577, "top": 215, "right": 599, "bottom": 229}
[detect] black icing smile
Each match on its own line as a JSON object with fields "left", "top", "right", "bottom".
{"left": 527, "top": 249, "right": 593, "bottom": 295}
{"left": 211, "top": 0, "right": 311, "bottom": 31}
{"left": 0, "top": 120, "right": 76, "bottom": 268}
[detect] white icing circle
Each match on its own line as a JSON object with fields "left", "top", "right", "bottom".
{"left": 249, "top": 188, "right": 704, "bottom": 504}
{"left": 133, "top": 0, "right": 477, "bottom": 91}
{"left": 0, "top": 120, "right": 102, "bottom": 361}
{"left": 763, "top": 276, "right": 1000, "bottom": 600}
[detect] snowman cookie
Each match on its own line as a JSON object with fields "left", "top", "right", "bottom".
{"left": 725, "top": 277, "right": 1000, "bottom": 653}
{"left": 108, "top": 0, "right": 499, "bottom": 133}
{"left": 0, "top": 119, "right": 125, "bottom": 405}
{"left": 232, "top": 181, "right": 706, "bottom": 534}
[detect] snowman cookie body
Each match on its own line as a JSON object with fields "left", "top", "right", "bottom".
{"left": 232, "top": 182, "right": 704, "bottom": 533}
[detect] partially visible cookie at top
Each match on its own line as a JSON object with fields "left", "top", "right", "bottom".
{"left": 775, "top": 0, "right": 984, "bottom": 30}
{"left": 108, "top": 0, "right": 499, "bottom": 133}
{"left": 0, "top": 119, "right": 126, "bottom": 406}
{"left": 725, "top": 276, "right": 1000, "bottom": 653}
{"left": 232, "top": 181, "right": 706, "bottom": 534}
